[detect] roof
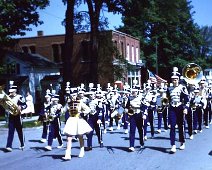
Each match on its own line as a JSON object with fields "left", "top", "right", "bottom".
{"left": 6, "top": 51, "right": 59, "bottom": 68}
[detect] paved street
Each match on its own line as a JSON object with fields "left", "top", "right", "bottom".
{"left": 0, "top": 118, "right": 212, "bottom": 170}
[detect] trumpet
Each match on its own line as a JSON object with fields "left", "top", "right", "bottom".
{"left": 0, "top": 86, "right": 21, "bottom": 116}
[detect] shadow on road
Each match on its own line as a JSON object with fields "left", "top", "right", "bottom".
{"left": 106, "top": 146, "right": 137, "bottom": 153}
{"left": 0, "top": 147, "right": 26, "bottom": 153}
{"left": 152, "top": 136, "right": 170, "bottom": 140}
{"left": 28, "top": 139, "right": 43, "bottom": 143}
{"left": 30, "top": 146, "right": 47, "bottom": 153}
{"left": 0, "top": 148, "right": 9, "bottom": 153}
{"left": 144, "top": 146, "right": 170, "bottom": 153}
{"left": 107, "top": 131, "right": 125, "bottom": 135}
{"left": 38, "top": 154, "right": 78, "bottom": 161}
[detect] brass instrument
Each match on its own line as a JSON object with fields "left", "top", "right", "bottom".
{"left": 157, "top": 97, "right": 169, "bottom": 113}
{"left": 161, "top": 97, "right": 169, "bottom": 106}
{"left": 0, "top": 86, "right": 21, "bottom": 116}
{"left": 111, "top": 109, "right": 123, "bottom": 119}
{"left": 127, "top": 106, "right": 134, "bottom": 116}
{"left": 182, "top": 63, "right": 203, "bottom": 85}
{"left": 190, "top": 96, "right": 202, "bottom": 111}
{"left": 47, "top": 104, "right": 60, "bottom": 121}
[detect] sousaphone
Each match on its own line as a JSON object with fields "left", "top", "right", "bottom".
{"left": 182, "top": 63, "right": 203, "bottom": 85}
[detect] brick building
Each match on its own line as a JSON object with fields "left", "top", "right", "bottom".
{"left": 14, "top": 30, "right": 144, "bottom": 89}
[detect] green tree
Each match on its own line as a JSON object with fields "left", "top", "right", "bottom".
{"left": 195, "top": 26, "right": 212, "bottom": 69}
{"left": 118, "top": 0, "right": 203, "bottom": 80}
{"left": 199, "top": 26, "right": 212, "bottom": 58}
{"left": 0, "top": 0, "right": 49, "bottom": 48}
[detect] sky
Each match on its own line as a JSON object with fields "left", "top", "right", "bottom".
{"left": 15, "top": 0, "right": 212, "bottom": 38}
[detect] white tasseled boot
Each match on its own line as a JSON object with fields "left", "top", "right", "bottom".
{"left": 62, "top": 150, "right": 71, "bottom": 160}
{"left": 78, "top": 147, "right": 85, "bottom": 158}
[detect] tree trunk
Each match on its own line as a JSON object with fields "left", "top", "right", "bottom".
{"left": 63, "top": 0, "right": 75, "bottom": 86}
{"left": 86, "top": 0, "right": 102, "bottom": 85}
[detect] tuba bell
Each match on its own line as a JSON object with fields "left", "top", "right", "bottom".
{"left": 0, "top": 86, "right": 21, "bottom": 116}
{"left": 182, "top": 63, "right": 203, "bottom": 85}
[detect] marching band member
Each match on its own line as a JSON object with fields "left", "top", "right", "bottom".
{"left": 186, "top": 83, "right": 196, "bottom": 139}
{"left": 45, "top": 94, "right": 63, "bottom": 151}
{"left": 39, "top": 89, "right": 51, "bottom": 143}
{"left": 167, "top": 67, "right": 189, "bottom": 153}
{"left": 104, "top": 83, "right": 113, "bottom": 126}
{"left": 143, "top": 82, "right": 155, "bottom": 140}
{"left": 122, "top": 84, "right": 131, "bottom": 134}
{"left": 156, "top": 85, "right": 168, "bottom": 133}
{"left": 110, "top": 91, "right": 125, "bottom": 130}
{"left": 62, "top": 92, "right": 92, "bottom": 160}
{"left": 85, "top": 91, "right": 104, "bottom": 151}
{"left": 108, "top": 89, "right": 120, "bottom": 130}
{"left": 126, "top": 88, "right": 148, "bottom": 152}
{"left": 207, "top": 80, "right": 212, "bottom": 124}
{"left": 190, "top": 87, "right": 204, "bottom": 134}
{"left": 5, "top": 84, "right": 27, "bottom": 152}
{"left": 199, "top": 78, "right": 209, "bottom": 129}
{"left": 107, "top": 92, "right": 115, "bottom": 131}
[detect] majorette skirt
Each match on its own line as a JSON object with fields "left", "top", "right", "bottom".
{"left": 63, "top": 117, "right": 92, "bottom": 136}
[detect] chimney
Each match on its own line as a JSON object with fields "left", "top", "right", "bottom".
{"left": 37, "top": 30, "right": 44, "bottom": 37}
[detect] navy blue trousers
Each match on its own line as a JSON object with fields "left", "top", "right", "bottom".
{"left": 86, "top": 114, "right": 101, "bottom": 147}
{"left": 122, "top": 112, "right": 129, "bottom": 129}
{"left": 129, "top": 113, "right": 144, "bottom": 147}
{"left": 168, "top": 105, "right": 185, "bottom": 145}
{"left": 144, "top": 108, "right": 154, "bottom": 137}
{"left": 193, "top": 107, "right": 203, "bottom": 131}
{"left": 47, "top": 118, "right": 63, "bottom": 146}
{"left": 41, "top": 121, "right": 48, "bottom": 139}
{"left": 157, "top": 107, "right": 168, "bottom": 130}
{"left": 6, "top": 115, "right": 24, "bottom": 148}
{"left": 184, "top": 108, "right": 193, "bottom": 136}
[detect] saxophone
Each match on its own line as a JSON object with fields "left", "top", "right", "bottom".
{"left": 0, "top": 86, "right": 21, "bottom": 116}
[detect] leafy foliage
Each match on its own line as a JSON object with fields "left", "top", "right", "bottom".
{"left": 118, "top": 0, "right": 207, "bottom": 79}
{"left": 0, "top": 0, "right": 49, "bottom": 47}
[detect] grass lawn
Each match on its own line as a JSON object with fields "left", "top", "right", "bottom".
{"left": 0, "top": 115, "right": 65, "bottom": 128}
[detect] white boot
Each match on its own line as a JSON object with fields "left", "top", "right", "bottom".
{"left": 170, "top": 145, "right": 176, "bottom": 153}
{"left": 78, "top": 147, "right": 85, "bottom": 158}
{"left": 62, "top": 150, "right": 71, "bottom": 160}
{"left": 179, "top": 143, "right": 185, "bottom": 150}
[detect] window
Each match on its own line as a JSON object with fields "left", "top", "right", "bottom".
{"left": 113, "top": 40, "right": 118, "bottom": 48}
{"left": 60, "top": 43, "right": 65, "bottom": 62}
{"left": 7, "top": 62, "right": 18, "bottom": 74}
{"left": 136, "top": 47, "right": 139, "bottom": 63}
{"left": 29, "top": 45, "right": 36, "bottom": 54}
{"left": 52, "top": 44, "right": 60, "bottom": 63}
{"left": 131, "top": 46, "right": 134, "bottom": 62}
{"left": 81, "top": 40, "right": 91, "bottom": 62}
{"left": 121, "top": 42, "right": 124, "bottom": 57}
{"left": 126, "top": 44, "right": 130, "bottom": 61}
{"left": 22, "top": 46, "right": 28, "bottom": 53}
